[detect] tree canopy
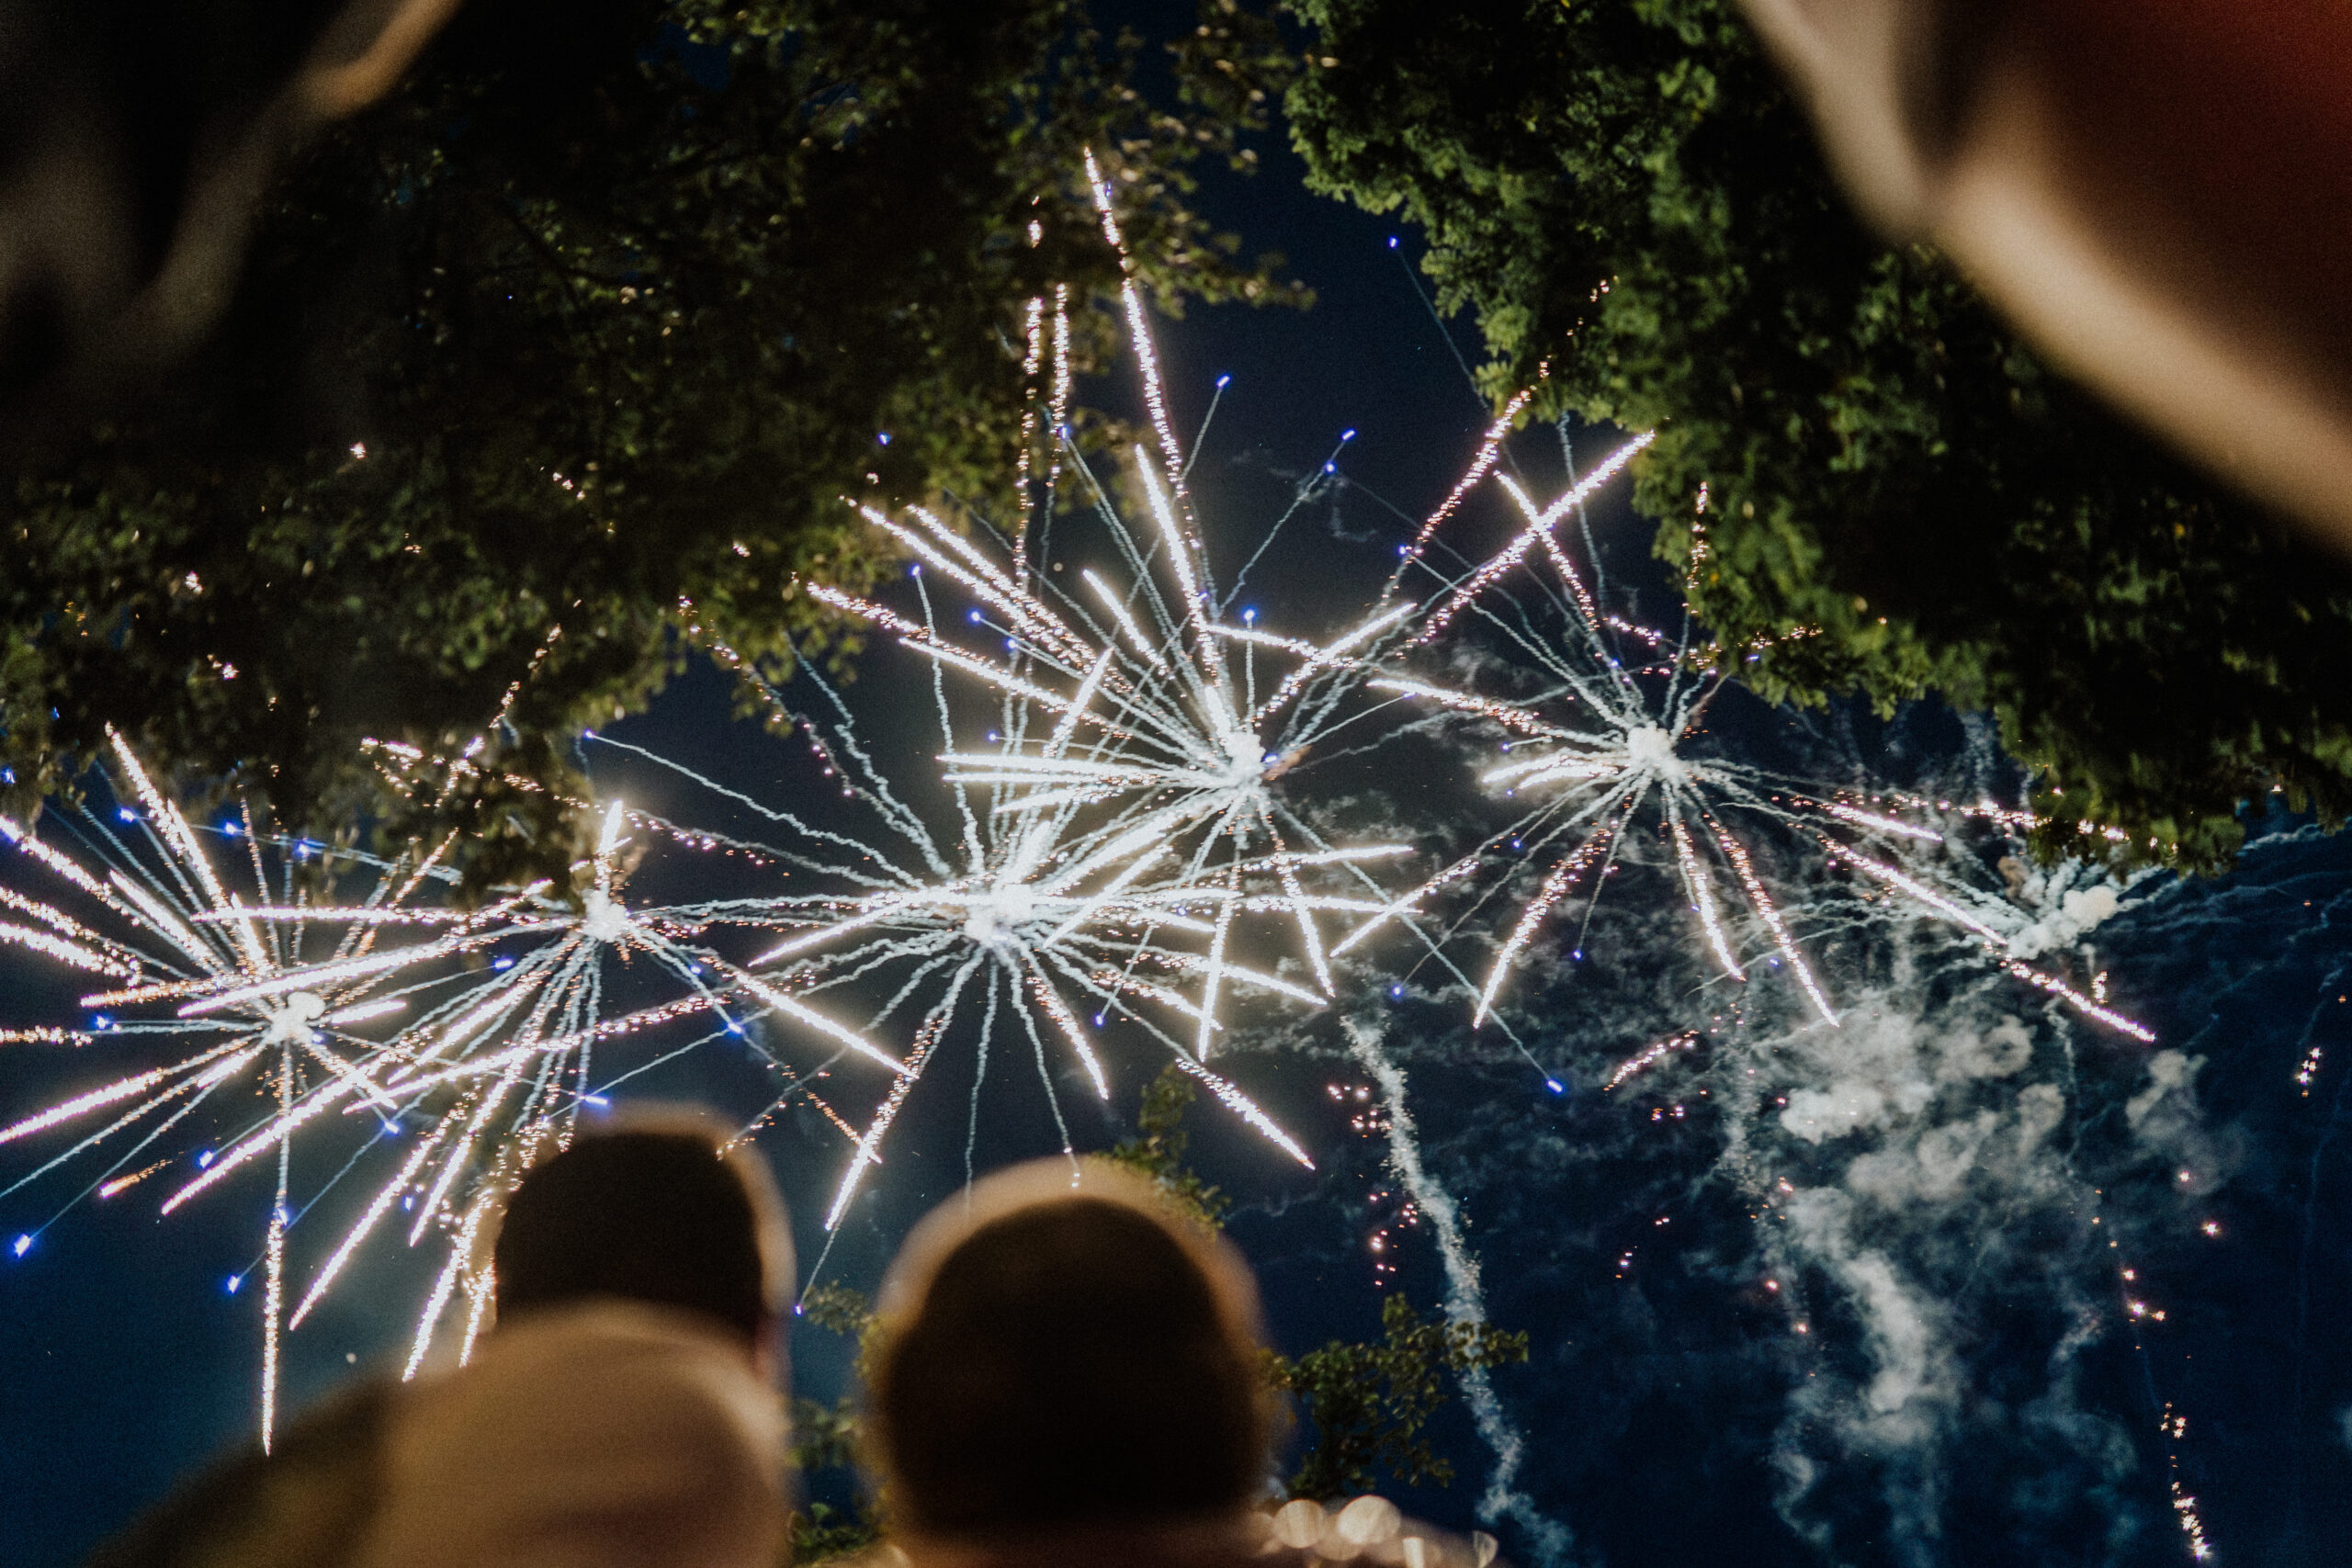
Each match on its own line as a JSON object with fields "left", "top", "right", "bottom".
{"left": 1286, "top": 0, "right": 2352, "bottom": 871}
{"left": 3, "top": 0, "right": 1295, "bottom": 891}
{"left": 17, "top": 0, "right": 2344, "bottom": 882}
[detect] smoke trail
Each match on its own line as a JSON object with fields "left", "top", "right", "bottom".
{"left": 1719, "top": 967, "right": 2165, "bottom": 1562}
{"left": 1343, "top": 1016, "right": 1580, "bottom": 1566}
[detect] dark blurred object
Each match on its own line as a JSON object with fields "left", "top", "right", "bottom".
{"left": 868, "top": 1161, "right": 1272, "bottom": 1540}
{"left": 82, "top": 1381, "right": 394, "bottom": 1568}
{"left": 493, "top": 1116, "right": 792, "bottom": 1348}
{"left": 0, "top": 0, "right": 460, "bottom": 436}
{"left": 1740, "top": 0, "right": 2352, "bottom": 549}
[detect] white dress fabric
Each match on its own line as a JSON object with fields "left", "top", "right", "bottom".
{"left": 350, "top": 1301, "right": 787, "bottom": 1568}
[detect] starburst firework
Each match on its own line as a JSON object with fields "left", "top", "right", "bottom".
{"left": 1351, "top": 453, "right": 2152, "bottom": 1043}
{"left": 802, "top": 158, "right": 1416, "bottom": 1076}
{"left": 640, "top": 611, "right": 1334, "bottom": 1246}
{"left": 0, "top": 732, "right": 917, "bottom": 1427}
{"left": 0, "top": 732, "right": 480, "bottom": 1443}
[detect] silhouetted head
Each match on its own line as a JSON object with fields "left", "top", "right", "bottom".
{"left": 492, "top": 1109, "right": 791, "bottom": 1354}
{"left": 867, "top": 1160, "right": 1271, "bottom": 1543}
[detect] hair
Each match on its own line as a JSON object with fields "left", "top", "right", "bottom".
{"left": 867, "top": 1161, "right": 1270, "bottom": 1540}
{"left": 492, "top": 1111, "right": 791, "bottom": 1344}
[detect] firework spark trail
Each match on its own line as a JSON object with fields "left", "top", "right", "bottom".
{"left": 1821, "top": 839, "right": 2157, "bottom": 1042}
{"left": 1408, "top": 434, "right": 1657, "bottom": 648}
{"left": 1342, "top": 1020, "right": 1573, "bottom": 1566}
{"left": 1356, "top": 453, "right": 2152, "bottom": 1043}
{"left": 1381, "top": 392, "right": 1537, "bottom": 603}
{"left": 1474, "top": 820, "right": 1621, "bottom": 1029}
{"left": 1602, "top": 1030, "right": 1702, "bottom": 1092}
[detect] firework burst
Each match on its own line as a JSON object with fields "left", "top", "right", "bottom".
{"left": 0, "top": 730, "right": 921, "bottom": 1424}
{"left": 1350, "top": 453, "right": 2153, "bottom": 1044}
{"left": 0, "top": 731, "right": 485, "bottom": 1442}
{"left": 802, "top": 162, "right": 1418, "bottom": 1077}
{"left": 318, "top": 740, "right": 921, "bottom": 1370}
{"left": 638, "top": 612, "right": 1335, "bottom": 1247}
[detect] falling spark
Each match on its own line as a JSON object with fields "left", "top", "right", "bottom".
{"left": 1603, "top": 1031, "right": 1701, "bottom": 1091}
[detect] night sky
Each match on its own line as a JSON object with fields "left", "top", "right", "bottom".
{"left": 8, "top": 85, "right": 2352, "bottom": 1568}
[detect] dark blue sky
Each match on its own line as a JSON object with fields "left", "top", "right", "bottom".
{"left": 9, "top": 25, "right": 2352, "bottom": 1568}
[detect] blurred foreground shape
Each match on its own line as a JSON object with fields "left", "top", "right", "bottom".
{"left": 0, "top": 0, "right": 462, "bottom": 444}
{"left": 1739, "top": 0, "right": 2352, "bottom": 549}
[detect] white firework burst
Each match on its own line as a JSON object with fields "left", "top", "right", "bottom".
{"left": 317, "top": 739, "right": 915, "bottom": 1371}
{"left": 0, "top": 729, "right": 916, "bottom": 1424}
{"left": 0, "top": 731, "right": 484, "bottom": 1444}
{"left": 1349, "top": 448, "right": 2153, "bottom": 1044}
{"left": 628, "top": 618, "right": 1332, "bottom": 1246}
{"left": 801, "top": 160, "right": 1417, "bottom": 1067}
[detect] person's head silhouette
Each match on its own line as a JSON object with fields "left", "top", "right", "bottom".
{"left": 866, "top": 1160, "right": 1271, "bottom": 1547}
{"left": 492, "top": 1109, "right": 793, "bottom": 1371}
{"left": 88, "top": 1107, "right": 797, "bottom": 1568}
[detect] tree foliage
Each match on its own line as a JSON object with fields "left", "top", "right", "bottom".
{"left": 3, "top": 0, "right": 1298, "bottom": 894}
{"left": 1266, "top": 1292, "right": 1528, "bottom": 1502}
{"left": 1102, "top": 1058, "right": 1234, "bottom": 1228}
{"left": 1285, "top": 0, "right": 2352, "bottom": 872}
{"left": 786, "top": 1280, "right": 883, "bottom": 1565}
